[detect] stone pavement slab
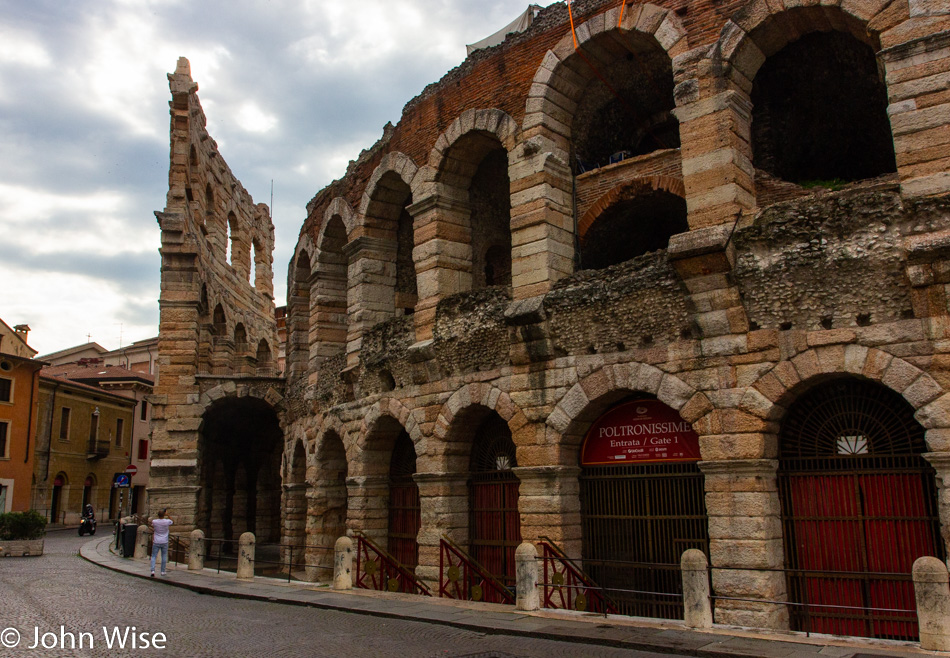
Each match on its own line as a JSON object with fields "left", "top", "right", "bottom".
{"left": 81, "top": 537, "right": 943, "bottom": 658}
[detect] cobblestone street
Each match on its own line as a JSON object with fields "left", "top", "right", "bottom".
{"left": 0, "top": 530, "right": 683, "bottom": 657}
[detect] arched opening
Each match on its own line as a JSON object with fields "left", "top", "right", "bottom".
{"left": 197, "top": 397, "right": 283, "bottom": 545}
{"left": 51, "top": 472, "right": 67, "bottom": 523}
{"left": 256, "top": 339, "right": 273, "bottom": 376}
{"left": 283, "top": 441, "right": 309, "bottom": 573}
{"left": 288, "top": 251, "right": 312, "bottom": 378}
{"left": 469, "top": 147, "right": 511, "bottom": 290}
{"left": 778, "top": 378, "right": 944, "bottom": 640}
{"left": 469, "top": 413, "right": 521, "bottom": 589}
{"left": 212, "top": 304, "right": 226, "bottom": 333}
{"left": 233, "top": 324, "right": 248, "bottom": 374}
{"left": 579, "top": 397, "right": 706, "bottom": 619}
{"left": 579, "top": 190, "right": 688, "bottom": 270}
{"left": 251, "top": 239, "right": 261, "bottom": 288}
{"left": 363, "top": 172, "right": 417, "bottom": 318}
{"left": 751, "top": 29, "right": 895, "bottom": 187}
{"left": 82, "top": 474, "right": 96, "bottom": 512}
{"left": 388, "top": 430, "right": 420, "bottom": 571}
{"left": 189, "top": 145, "right": 198, "bottom": 168}
{"left": 570, "top": 34, "right": 678, "bottom": 171}
{"left": 311, "top": 431, "right": 348, "bottom": 576}
{"left": 226, "top": 212, "right": 238, "bottom": 266}
{"left": 313, "top": 217, "right": 348, "bottom": 366}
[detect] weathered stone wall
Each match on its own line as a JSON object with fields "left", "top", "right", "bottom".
{"left": 154, "top": 0, "right": 950, "bottom": 638}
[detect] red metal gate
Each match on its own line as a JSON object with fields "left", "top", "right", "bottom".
{"left": 779, "top": 379, "right": 945, "bottom": 640}
{"left": 469, "top": 414, "right": 521, "bottom": 589}
{"left": 388, "top": 431, "right": 420, "bottom": 569}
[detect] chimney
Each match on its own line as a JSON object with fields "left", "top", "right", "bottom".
{"left": 13, "top": 324, "right": 30, "bottom": 343}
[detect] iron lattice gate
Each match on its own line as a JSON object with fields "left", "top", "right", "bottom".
{"left": 580, "top": 462, "right": 708, "bottom": 619}
{"left": 470, "top": 415, "right": 521, "bottom": 590}
{"left": 388, "top": 431, "right": 420, "bottom": 570}
{"left": 778, "top": 378, "right": 945, "bottom": 641}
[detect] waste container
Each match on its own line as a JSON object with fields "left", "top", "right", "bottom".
{"left": 121, "top": 523, "right": 138, "bottom": 557}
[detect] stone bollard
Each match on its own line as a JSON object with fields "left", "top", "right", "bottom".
{"left": 515, "top": 542, "right": 540, "bottom": 611}
{"left": 134, "top": 525, "right": 149, "bottom": 560}
{"left": 681, "top": 549, "right": 713, "bottom": 629}
{"left": 237, "top": 532, "right": 255, "bottom": 580}
{"left": 188, "top": 529, "right": 205, "bottom": 571}
{"left": 913, "top": 556, "right": 950, "bottom": 651}
{"left": 333, "top": 536, "right": 353, "bottom": 590}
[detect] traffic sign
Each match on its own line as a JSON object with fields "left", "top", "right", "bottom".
{"left": 125, "top": 464, "right": 138, "bottom": 476}
{"left": 112, "top": 473, "right": 131, "bottom": 488}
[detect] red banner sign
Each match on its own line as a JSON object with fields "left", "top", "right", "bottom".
{"left": 581, "top": 400, "right": 701, "bottom": 466}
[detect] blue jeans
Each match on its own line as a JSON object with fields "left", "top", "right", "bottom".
{"left": 151, "top": 542, "right": 168, "bottom": 573}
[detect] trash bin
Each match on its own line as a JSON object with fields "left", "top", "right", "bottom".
{"left": 121, "top": 523, "right": 138, "bottom": 557}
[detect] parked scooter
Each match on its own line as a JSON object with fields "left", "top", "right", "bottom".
{"left": 78, "top": 504, "right": 97, "bottom": 536}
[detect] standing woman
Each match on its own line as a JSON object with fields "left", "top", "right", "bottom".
{"left": 150, "top": 509, "right": 174, "bottom": 577}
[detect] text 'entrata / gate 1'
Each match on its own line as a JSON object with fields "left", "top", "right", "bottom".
{"left": 580, "top": 400, "right": 700, "bottom": 466}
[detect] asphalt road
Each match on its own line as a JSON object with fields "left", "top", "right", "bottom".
{"left": 0, "top": 529, "right": 687, "bottom": 657}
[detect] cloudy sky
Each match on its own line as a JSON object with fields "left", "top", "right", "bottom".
{"left": 0, "top": 0, "right": 546, "bottom": 356}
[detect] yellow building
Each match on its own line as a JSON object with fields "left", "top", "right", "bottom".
{"left": 32, "top": 364, "right": 138, "bottom": 524}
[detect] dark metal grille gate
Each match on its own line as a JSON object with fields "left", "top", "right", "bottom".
{"left": 470, "top": 415, "right": 521, "bottom": 590}
{"left": 778, "top": 378, "right": 945, "bottom": 640}
{"left": 388, "top": 431, "right": 420, "bottom": 570}
{"left": 580, "top": 462, "right": 708, "bottom": 619}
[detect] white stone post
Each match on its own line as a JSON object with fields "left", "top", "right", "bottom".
{"left": 913, "top": 556, "right": 950, "bottom": 651}
{"left": 682, "top": 549, "right": 713, "bottom": 629}
{"left": 134, "top": 525, "right": 149, "bottom": 560}
{"left": 515, "top": 542, "right": 540, "bottom": 611}
{"left": 237, "top": 532, "right": 255, "bottom": 580}
{"left": 333, "top": 536, "right": 353, "bottom": 590}
{"left": 189, "top": 529, "right": 205, "bottom": 571}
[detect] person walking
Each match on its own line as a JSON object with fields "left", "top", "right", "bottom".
{"left": 150, "top": 509, "right": 174, "bottom": 577}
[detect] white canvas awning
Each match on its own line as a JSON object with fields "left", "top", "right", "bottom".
{"left": 466, "top": 5, "right": 542, "bottom": 56}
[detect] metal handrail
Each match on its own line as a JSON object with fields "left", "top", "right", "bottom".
{"left": 353, "top": 531, "right": 431, "bottom": 596}
{"left": 537, "top": 536, "right": 617, "bottom": 615}
{"left": 439, "top": 535, "right": 514, "bottom": 605}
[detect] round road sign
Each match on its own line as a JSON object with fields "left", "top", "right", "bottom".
{"left": 125, "top": 464, "right": 138, "bottom": 475}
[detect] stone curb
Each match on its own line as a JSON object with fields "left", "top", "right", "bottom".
{"left": 80, "top": 538, "right": 937, "bottom": 658}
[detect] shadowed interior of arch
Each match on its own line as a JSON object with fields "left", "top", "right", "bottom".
{"left": 579, "top": 190, "right": 687, "bottom": 270}
{"left": 197, "top": 396, "right": 283, "bottom": 546}
{"left": 751, "top": 31, "right": 896, "bottom": 186}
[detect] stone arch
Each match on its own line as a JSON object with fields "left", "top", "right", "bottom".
{"left": 721, "top": 2, "right": 890, "bottom": 85}
{"left": 286, "top": 247, "right": 313, "bottom": 379}
{"left": 358, "top": 152, "right": 419, "bottom": 222}
{"left": 357, "top": 397, "right": 424, "bottom": 460}
{"left": 312, "top": 206, "right": 350, "bottom": 373}
{"left": 579, "top": 176, "right": 685, "bottom": 237}
{"left": 718, "top": 4, "right": 897, "bottom": 188}
{"left": 310, "top": 415, "right": 350, "bottom": 577}
{"left": 312, "top": 414, "right": 350, "bottom": 473}
{"left": 747, "top": 346, "right": 950, "bottom": 453}
{"left": 433, "top": 382, "right": 531, "bottom": 473}
{"left": 423, "top": 109, "right": 520, "bottom": 294}
{"left": 524, "top": 5, "right": 687, "bottom": 160}
{"left": 577, "top": 176, "right": 688, "bottom": 270}
{"left": 324, "top": 197, "right": 357, "bottom": 237}
{"left": 196, "top": 393, "right": 283, "bottom": 542}
{"left": 197, "top": 382, "right": 284, "bottom": 410}
{"left": 546, "top": 362, "right": 705, "bottom": 466}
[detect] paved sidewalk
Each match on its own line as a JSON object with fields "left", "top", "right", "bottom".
{"left": 80, "top": 537, "right": 941, "bottom": 658}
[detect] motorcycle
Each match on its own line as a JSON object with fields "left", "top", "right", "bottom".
{"left": 78, "top": 507, "right": 97, "bottom": 536}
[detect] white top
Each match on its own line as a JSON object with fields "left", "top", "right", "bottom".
{"left": 151, "top": 518, "right": 173, "bottom": 545}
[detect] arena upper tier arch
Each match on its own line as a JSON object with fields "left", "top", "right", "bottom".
{"left": 151, "top": 0, "right": 950, "bottom": 639}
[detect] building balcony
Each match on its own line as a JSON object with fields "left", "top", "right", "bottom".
{"left": 86, "top": 439, "right": 110, "bottom": 460}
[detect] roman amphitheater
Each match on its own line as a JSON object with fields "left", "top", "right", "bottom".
{"left": 149, "top": 0, "right": 950, "bottom": 640}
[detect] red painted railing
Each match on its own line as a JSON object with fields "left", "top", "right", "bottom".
{"left": 354, "top": 532, "right": 431, "bottom": 596}
{"left": 539, "top": 537, "right": 617, "bottom": 614}
{"left": 439, "top": 535, "right": 514, "bottom": 605}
